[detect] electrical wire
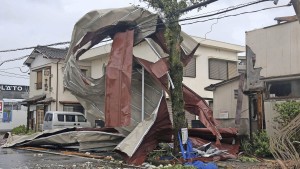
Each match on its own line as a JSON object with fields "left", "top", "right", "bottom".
{"left": 137, "top": 0, "right": 274, "bottom": 29}
{"left": 0, "top": 0, "right": 289, "bottom": 55}
{"left": 179, "top": 0, "right": 273, "bottom": 22}
{"left": 0, "top": 42, "right": 70, "bottom": 53}
{"left": 0, "top": 55, "right": 28, "bottom": 66}
{"left": 0, "top": 38, "right": 112, "bottom": 53}
{"left": 0, "top": 73, "right": 29, "bottom": 79}
{"left": 180, "top": 4, "right": 290, "bottom": 26}
{"left": 0, "top": 65, "right": 27, "bottom": 71}
{"left": 0, "top": 70, "right": 29, "bottom": 77}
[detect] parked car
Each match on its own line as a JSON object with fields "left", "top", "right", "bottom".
{"left": 43, "top": 111, "right": 91, "bottom": 130}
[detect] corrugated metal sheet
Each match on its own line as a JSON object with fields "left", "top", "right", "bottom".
{"left": 105, "top": 30, "right": 134, "bottom": 127}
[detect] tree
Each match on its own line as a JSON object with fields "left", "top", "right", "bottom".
{"left": 142, "top": 0, "right": 217, "bottom": 154}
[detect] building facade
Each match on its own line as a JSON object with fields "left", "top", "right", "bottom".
{"left": 23, "top": 46, "right": 91, "bottom": 131}
{"left": 205, "top": 76, "right": 250, "bottom": 135}
{"left": 245, "top": 20, "right": 300, "bottom": 135}
{"left": 0, "top": 84, "right": 28, "bottom": 132}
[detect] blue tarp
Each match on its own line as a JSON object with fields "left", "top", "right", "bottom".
{"left": 178, "top": 132, "right": 218, "bottom": 169}
{"left": 2, "top": 112, "right": 12, "bottom": 122}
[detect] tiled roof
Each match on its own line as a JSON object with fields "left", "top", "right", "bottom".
{"left": 35, "top": 46, "right": 68, "bottom": 59}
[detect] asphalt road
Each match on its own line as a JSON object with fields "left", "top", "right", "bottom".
{"left": 0, "top": 148, "right": 109, "bottom": 169}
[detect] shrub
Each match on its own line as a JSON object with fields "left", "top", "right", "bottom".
{"left": 252, "top": 130, "right": 273, "bottom": 157}
{"left": 273, "top": 101, "right": 300, "bottom": 153}
{"left": 274, "top": 100, "right": 300, "bottom": 126}
{"left": 241, "top": 130, "right": 272, "bottom": 157}
{"left": 11, "top": 125, "right": 34, "bottom": 135}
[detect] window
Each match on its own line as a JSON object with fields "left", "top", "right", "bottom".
{"left": 102, "top": 64, "right": 106, "bottom": 76}
{"left": 63, "top": 104, "right": 84, "bottom": 114}
{"left": 77, "top": 115, "right": 86, "bottom": 122}
{"left": 63, "top": 105, "right": 73, "bottom": 112}
{"left": 66, "top": 115, "right": 75, "bottom": 122}
{"left": 183, "top": 57, "right": 196, "bottom": 78}
{"left": 267, "top": 79, "right": 300, "bottom": 99}
{"left": 47, "top": 114, "right": 52, "bottom": 121}
{"left": 36, "top": 70, "right": 42, "bottom": 90}
{"left": 57, "top": 114, "right": 64, "bottom": 122}
{"left": 80, "top": 69, "right": 87, "bottom": 76}
{"left": 209, "top": 59, "right": 238, "bottom": 80}
{"left": 234, "top": 89, "right": 239, "bottom": 99}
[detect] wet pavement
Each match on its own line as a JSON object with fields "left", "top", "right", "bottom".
{"left": 0, "top": 148, "right": 112, "bottom": 169}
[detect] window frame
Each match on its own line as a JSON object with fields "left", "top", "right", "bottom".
{"left": 183, "top": 56, "right": 196, "bottom": 78}
{"left": 36, "top": 70, "right": 43, "bottom": 90}
{"left": 208, "top": 58, "right": 237, "bottom": 80}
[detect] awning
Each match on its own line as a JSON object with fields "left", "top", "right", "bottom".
{"left": 37, "top": 97, "right": 55, "bottom": 104}
{"left": 22, "top": 94, "right": 46, "bottom": 104}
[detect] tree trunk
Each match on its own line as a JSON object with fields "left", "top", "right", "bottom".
{"left": 165, "top": 19, "right": 187, "bottom": 154}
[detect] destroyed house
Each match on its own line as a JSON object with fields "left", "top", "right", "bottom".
{"left": 61, "top": 6, "right": 240, "bottom": 164}
{"left": 79, "top": 35, "right": 244, "bottom": 127}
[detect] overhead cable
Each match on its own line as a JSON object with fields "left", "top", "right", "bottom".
{"left": 0, "top": 55, "right": 28, "bottom": 66}
{"left": 180, "top": 4, "right": 290, "bottom": 26}
{"left": 0, "top": 73, "right": 29, "bottom": 79}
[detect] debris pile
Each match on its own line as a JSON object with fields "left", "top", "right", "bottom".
{"left": 2, "top": 6, "right": 240, "bottom": 167}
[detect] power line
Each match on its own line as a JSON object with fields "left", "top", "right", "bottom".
{"left": 0, "top": 42, "right": 70, "bottom": 53}
{"left": 0, "top": 65, "right": 27, "bottom": 71}
{"left": 180, "top": 4, "right": 290, "bottom": 26}
{"left": 0, "top": 55, "right": 28, "bottom": 66}
{"left": 0, "top": 0, "right": 288, "bottom": 55}
{"left": 137, "top": 0, "right": 276, "bottom": 28}
{"left": 0, "top": 73, "right": 29, "bottom": 79}
{"left": 0, "top": 70, "right": 29, "bottom": 77}
{"left": 179, "top": 0, "right": 273, "bottom": 22}
{"left": 0, "top": 38, "right": 113, "bottom": 54}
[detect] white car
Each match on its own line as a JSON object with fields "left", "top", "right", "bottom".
{"left": 43, "top": 111, "right": 91, "bottom": 130}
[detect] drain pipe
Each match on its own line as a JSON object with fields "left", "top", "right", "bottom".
{"left": 142, "top": 67, "right": 145, "bottom": 121}
{"left": 56, "top": 59, "right": 60, "bottom": 111}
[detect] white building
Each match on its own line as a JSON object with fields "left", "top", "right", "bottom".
{"left": 0, "top": 99, "right": 27, "bottom": 132}
{"left": 205, "top": 76, "right": 249, "bottom": 135}
{"left": 23, "top": 46, "right": 91, "bottom": 131}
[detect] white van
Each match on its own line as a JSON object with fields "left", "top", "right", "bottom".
{"left": 43, "top": 111, "right": 91, "bottom": 130}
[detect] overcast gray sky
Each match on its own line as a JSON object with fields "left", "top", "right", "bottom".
{"left": 0, "top": 0, "right": 295, "bottom": 85}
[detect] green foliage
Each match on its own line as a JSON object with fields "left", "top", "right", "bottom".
{"left": 274, "top": 100, "right": 300, "bottom": 126}
{"left": 252, "top": 131, "right": 272, "bottom": 157}
{"left": 238, "top": 155, "right": 259, "bottom": 163}
{"left": 241, "top": 130, "right": 272, "bottom": 157}
{"left": 240, "top": 138, "right": 253, "bottom": 155}
{"left": 11, "top": 125, "right": 34, "bottom": 135}
{"left": 147, "top": 143, "right": 173, "bottom": 161}
{"left": 273, "top": 101, "right": 300, "bottom": 153}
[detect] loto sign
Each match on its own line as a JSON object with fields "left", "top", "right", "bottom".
{"left": 0, "top": 85, "right": 29, "bottom": 92}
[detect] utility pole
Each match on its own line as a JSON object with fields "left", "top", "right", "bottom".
{"left": 142, "top": 0, "right": 219, "bottom": 154}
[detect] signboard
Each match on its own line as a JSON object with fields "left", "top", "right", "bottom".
{"left": 0, "top": 85, "right": 29, "bottom": 92}
{"left": 0, "top": 101, "right": 3, "bottom": 118}
{"left": 0, "top": 101, "right": 3, "bottom": 112}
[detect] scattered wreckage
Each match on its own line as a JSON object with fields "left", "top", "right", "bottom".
{"left": 2, "top": 6, "right": 239, "bottom": 166}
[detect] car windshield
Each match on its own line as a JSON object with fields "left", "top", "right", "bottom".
{"left": 77, "top": 115, "right": 86, "bottom": 122}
